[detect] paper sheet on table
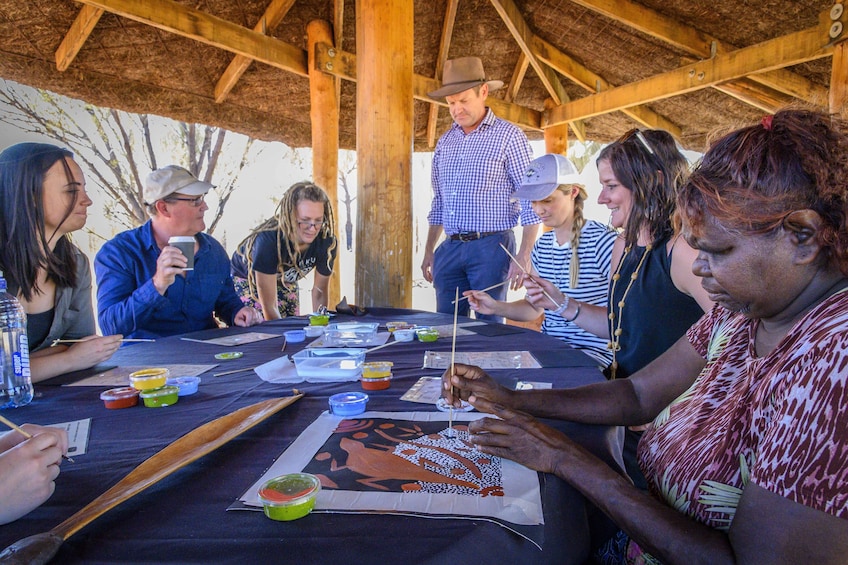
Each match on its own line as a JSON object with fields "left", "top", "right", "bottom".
{"left": 237, "top": 411, "right": 543, "bottom": 528}
{"left": 189, "top": 331, "right": 279, "bottom": 347}
{"left": 253, "top": 355, "right": 302, "bottom": 383}
{"left": 423, "top": 350, "right": 541, "bottom": 369}
{"left": 0, "top": 418, "right": 90, "bottom": 456}
{"left": 66, "top": 364, "right": 216, "bottom": 386}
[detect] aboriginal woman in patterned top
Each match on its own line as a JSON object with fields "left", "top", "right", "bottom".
{"left": 445, "top": 108, "right": 848, "bottom": 564}
{"left": 231, "top": 182, "right": 337, "bottom": 319}
{"left": 464, "top": 154, "right": 615, "bottom": 366}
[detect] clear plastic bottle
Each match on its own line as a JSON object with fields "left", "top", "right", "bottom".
{"left": 0, "top": 272, "right": 33, "bottom": 408}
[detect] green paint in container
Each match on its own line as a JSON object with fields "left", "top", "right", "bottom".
{"left": 258, "top": 473, "right": 321, "bottom": 521}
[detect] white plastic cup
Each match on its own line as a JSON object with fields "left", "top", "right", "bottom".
{"left": 168, "top": 236, "right": 195, "bottom": 270}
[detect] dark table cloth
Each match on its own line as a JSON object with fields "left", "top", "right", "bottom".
{"left": 0, "top": 308, "right": 624, "bottom": 564}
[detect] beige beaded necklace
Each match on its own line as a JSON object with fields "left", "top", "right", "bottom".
{"left": 607, "top": 243, "right": 652, "bottom": 379}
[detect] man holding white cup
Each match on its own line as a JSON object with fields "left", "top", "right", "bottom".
{"left": 94, "top": 165, "right": 262, "bottom": 338}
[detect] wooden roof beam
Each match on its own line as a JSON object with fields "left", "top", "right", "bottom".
{"left": 426, "top": 0, "right": 459, "bottom": 148}
{"left": 76, "top": 0, "right": 308, "bottom": 77}
{"left": 214, "top": 0, "right": 297, "bottom": 103}
{"left": 546, "top": 12, "right": 841, "bottom": 128}
{"left": 568, "top": 0, "right": 829, "bottom": 107}
{"left": 490, "top": 0, "right": 585, "bottom": 141}
{"left": 713, "top": 78, "right": 793, "bottom": 114}
{"left": 56, "top": 5, "right": 104, "bottom": 71}
{"left": 503, "top": 51, "right": 529, "bottom": 103}
{"left": 531, "top": 35, "right": 681, "bottom": 137}
{"left": 312, "top": 42, "right": 542, "bottom": 131}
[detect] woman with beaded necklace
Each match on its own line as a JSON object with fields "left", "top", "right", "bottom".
{"left": 499, "top": 130, "right": 713, "bottom": 489}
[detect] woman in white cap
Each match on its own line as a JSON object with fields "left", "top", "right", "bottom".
{"left": 465, "top": 154, "right": 616, "bottom": 366}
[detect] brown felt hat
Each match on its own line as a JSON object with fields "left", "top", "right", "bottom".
{"left": 427, "top": 57, "right": 504, "bottom": 98}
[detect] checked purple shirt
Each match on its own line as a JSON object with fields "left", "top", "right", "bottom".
{"left": 428, "top": 108, "right": 539, "bottom": 234}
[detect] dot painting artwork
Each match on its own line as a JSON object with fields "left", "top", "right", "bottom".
{"left": 303, "top": 418, "right": 504, "bottom": 496}
{"left": 239, "top": 411, "right": 544, "bottom": 528}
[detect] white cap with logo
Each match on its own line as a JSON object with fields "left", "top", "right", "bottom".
{"left": 513, "top": 154, "right": 583, "bottom": 202}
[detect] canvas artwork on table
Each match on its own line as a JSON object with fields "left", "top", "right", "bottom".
{"left": 239, "top": 411, "right": 544, "bottom": 527}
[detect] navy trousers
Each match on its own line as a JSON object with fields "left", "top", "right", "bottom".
{"left": 432, "top": 231, "right": 515, "bottom": 323}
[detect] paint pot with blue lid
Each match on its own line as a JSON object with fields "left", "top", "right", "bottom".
{"left": 328, "top": 391, "right": 369, "bottom": 416}
{"left": 166, "top": 376, "right": 201, "bottom": 396}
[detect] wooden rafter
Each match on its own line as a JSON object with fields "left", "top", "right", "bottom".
{"left": 546, "top": 14, "right": 840, "bottom": 128}
{"left": 713, "top": 79, "right": 792, "bottom": 114}
{"left": 531, "top": 34, "right": 680, "bottom": 137}
{"left": 426, "top": 0, "right": 459, "bottom": 148}
{"left": 77, "top": 0, "right": 308, "bottom": 77}
{"left": 214, "top": 0, "right": 296, "bottom": 103}
{"left": 489, "top": 0, "right": 585, "bottom": 141}
{"left": 55, "top": 5, "right": 104, "bottom": 71}
{"left": 568, "top": 0, "right": 829, "bottom": 106}
{"left": 503, "top": 51, "right": 529, "bottom": 103}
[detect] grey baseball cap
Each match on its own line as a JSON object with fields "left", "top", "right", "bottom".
{"left": 144, "top": 165, "right": 214, "bottom": 204}
{"left": 513, "top": 154, "right": 583, "bottom": 201}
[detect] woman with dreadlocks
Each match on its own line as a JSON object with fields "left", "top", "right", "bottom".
{"left": 231, "top": 182, "right": 337, "bottom": 320}
{"left": 464, "top": 154, "right": 616, "bottom": 366}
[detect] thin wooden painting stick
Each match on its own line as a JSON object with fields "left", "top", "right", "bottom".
{"left": 451, "top": 280, "right": 510, "bottom": 304}
{"left": 498, "top": 242, "right": 562, "bottom": 310}
{"left": 212, "top": 366, "right": 257, "bottom": 377}
{"left": 51, "top": 338, "right": 154, "bottom": 346}
{"left": 448, "top": 286, "right": 459, "bottom": 438}
{"left": 0, "top": 414, "right": 74, "bottom": 463}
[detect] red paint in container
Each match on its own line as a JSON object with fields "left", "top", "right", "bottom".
{"left": 100, "top": 387, "right": 139, "bottom": 409}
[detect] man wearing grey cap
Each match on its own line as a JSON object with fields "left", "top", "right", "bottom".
{"left": 94, "top": 165, "right": 261, "bottom": 338}
{"left": 422, "top": 57, "right": 540, "bottom": 322}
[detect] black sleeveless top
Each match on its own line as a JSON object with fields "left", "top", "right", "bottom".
{"left": 608, "top": 236, "right": 704, "bottom": 378}
{"left": 27, "top": 308, "right": 55, "bottom": 351}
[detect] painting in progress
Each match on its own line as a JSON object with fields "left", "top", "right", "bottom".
{"left": 240, "top": 411, "right": 544, "bottom": 526}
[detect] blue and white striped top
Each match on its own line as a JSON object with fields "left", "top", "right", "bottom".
{"left": 428, "top": 108, "right": 540, "bottom": 234}
{"left": 532, "top": 220, "right": 616, "bottom": 365}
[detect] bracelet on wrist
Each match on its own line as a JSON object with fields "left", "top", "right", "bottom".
{"left": 564, "top": 301, "right": 581, "bottom": 322}
{"left": 551, "top": 295, "right": 570, "bottom": 316}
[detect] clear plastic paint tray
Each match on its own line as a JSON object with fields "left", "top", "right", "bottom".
{"left": 321, "top": 322, "right": 379, "bottom": 346}
{"left": 292, "top": 348, "right": 366, "bottom": 380}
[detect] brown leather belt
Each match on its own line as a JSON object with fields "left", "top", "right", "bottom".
{"left": 448, "top": 231, "right": 505, "bottom": 242}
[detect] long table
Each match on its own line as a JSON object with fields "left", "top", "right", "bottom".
{"left": 0, "top": 308, "right": 624, "bottom": 564}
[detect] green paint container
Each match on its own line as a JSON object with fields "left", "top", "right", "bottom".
{"left": 258, "top": 473, "right": 321, "bottom": 521}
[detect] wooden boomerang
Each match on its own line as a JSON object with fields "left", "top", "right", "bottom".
{"left": 0, "top": 394, "right": 303, "bottom": 565}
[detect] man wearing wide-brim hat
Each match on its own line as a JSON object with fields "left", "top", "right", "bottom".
{"left": 95, "top": 165, "right": 262, "bottom": 338}
{"left": 422, "top": 56, "right": 540, "bottom": 322}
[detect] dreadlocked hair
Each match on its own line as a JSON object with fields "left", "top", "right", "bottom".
{"left": 237, "top": 182, "right": 337, "bottom": 301}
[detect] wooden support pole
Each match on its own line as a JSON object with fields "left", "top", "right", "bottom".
{"left": 543, "top": 98, "right": 569, "bottom": 156}
{"left": 830, "top": 41, "right": 848, "bottom": 116}
{"left": 308, "top": 20, "right": 341, "bottom": 307}
{"left": 355, "top": 0, "right": 413, "bottom": 307}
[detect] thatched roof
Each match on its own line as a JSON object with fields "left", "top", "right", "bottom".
{"left": 0, "top": 0, "right": 839, "bottom": 152}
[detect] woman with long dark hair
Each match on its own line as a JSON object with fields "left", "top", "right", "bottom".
{"left": 0, "top": 142, "right": 121, "bottom": 382}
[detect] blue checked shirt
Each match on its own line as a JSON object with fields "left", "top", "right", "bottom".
{"left": 428, "top": 108, "right": 539, "bottom": 234}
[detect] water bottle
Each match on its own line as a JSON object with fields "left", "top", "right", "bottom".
{"left": 0, "top": 272, "right": 33, "bottom": 408}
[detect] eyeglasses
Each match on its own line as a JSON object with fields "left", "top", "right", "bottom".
{"left": 166, "top": 195, "right": 205, "bottom": 207}
{"left": 298, "top": 220, "right": 327, "bottom": 231}
{"left": 619, "top": 128, "right": 656, "bottom": 155}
